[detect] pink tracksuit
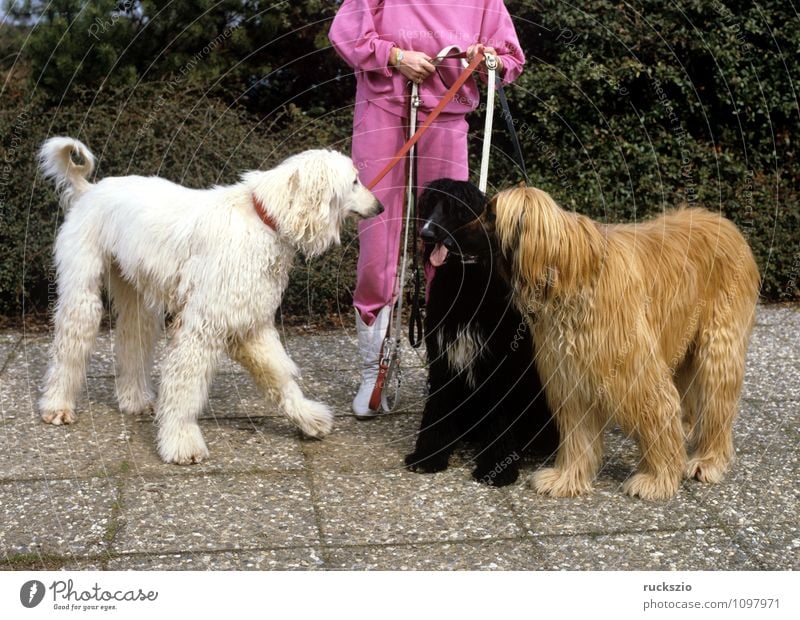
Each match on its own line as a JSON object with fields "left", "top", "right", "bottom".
{"left": 329, "top": 0, "right": 525, "bottom": 324}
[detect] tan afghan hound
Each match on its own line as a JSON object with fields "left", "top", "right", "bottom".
{"left": 454, "top": 186, "right": 759, "bottom": 500}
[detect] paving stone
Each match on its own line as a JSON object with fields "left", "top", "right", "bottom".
{"left": 314, "top": 468, "right": 522, "bottom": 546}
{"left": 732, "top": 522, "right": 800, "bottom": 570}
{"left": 122, "top": 415, "right": 305, "bottom": 475}
{"left": 734, "top": 400, "right": 800, "bottom": 454}
{"left": 533, "top": 528, "right": 753, "bottom": 570}
{"left": 742, "top": 354, "right": 800, "bottom": 401}
{"left": 7, "top": 333, "right": 116, "bottom": 379}
{"left": 503, "top": 428, "right": 721, "bottom": 536}
{"left": 0, "top": 478, "right": 116, "bottom": 557}
{"left": 0, "top": 304, "right": 796, "bottom": 571}
{"left": 325, "top": 539, "right": 544, "bottom": 570}
{"left": 204, "top": 373, "right": 279, "bottom": 418}
{"left": 0, "top": 332, "right": 20, "bottom": 370}
{"left": 688, "top": 450, "right": 799, "bottom": 529}
{"left": 0, "top": 557, "right": 104, "bottom": 571}
{"left": 748, "top": 322, "right": 798, "bottom": 356}
{"left": 282, "top": 332, "right": 359, "bottom": 373}
{"left": 507, "top": 474, "right": 718, "bottom": 538}
{"left": 0, "top": 361, "right": 122, "bottom": 425}
{"left": 302, "top": 413, "right": 421, "bottom": 474}
{"left": 753, "top": 304, "right": 800, "bottom": 327}
{"left": 112, "top": 473, "right": 318, "bottom": 554}
{"left": 107, "top": 547, "right": 324, "bottom": 570}
{"left": 0, "top": 403, "right": 133, "bottom": 480}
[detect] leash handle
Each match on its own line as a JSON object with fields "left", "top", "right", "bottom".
{"left": 367, "top": 52, "right": 484, "bottom": 190}
{"left": 368, "top": 317, "right": 395, "bottom": 411}
{"left": 408, "top": 263, "right": 424, "bottom": 348}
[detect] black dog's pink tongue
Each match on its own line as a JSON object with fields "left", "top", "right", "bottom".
{"left": 430, "top": 243, "right": 449, "bottom": 267}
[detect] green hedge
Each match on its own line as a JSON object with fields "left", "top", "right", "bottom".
{"left": 1, "top": 0, "right": 797, "bottom": 324}
{"left": 0, "top": 85, "right": 357, "bottom": 322}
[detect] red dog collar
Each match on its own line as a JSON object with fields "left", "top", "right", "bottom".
{"left": 252, "top": 194, "right": 279, "bottom": 232}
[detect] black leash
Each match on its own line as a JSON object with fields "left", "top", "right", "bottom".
{"left": 496, "top": 77, "right": 531, "bottom": 185}
{"left": 408, "top": 139, "right": 424, "bottom": 349}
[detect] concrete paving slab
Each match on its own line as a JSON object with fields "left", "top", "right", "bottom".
{"left": 748, "top": 322, "right": 799, "bottom": 356}
{"left": 313, "top": 468, "right": 522, "bottom": 546}
{"left": 0, "top": 478, "right": 116, "bottom": 558}
{"left": 732, "top": 522, "right": 800, "bottom": 570}
{"left": 734, "top": 399, "right": 800, "bottom": 453}
{"left": 0, "top": 557, "right": 104, "bottom": 571}
{"left": 303, "top": 413, "right": 421, "bottom": 474}
{"left": 112, "top": 473, "right": 319, "bottom": 554}
{"left": 204, "top": 373, "right": 279, "bottom": 419}
{"left": 506, "top": 474, "right": 719, "bottom": 538}
{"left": 742, "top": 355, "right": 800, "bottom": 401}
{"left": 325, "top": 539, "right": 543, "bottom": 570}
{"left": 107, "top": 547, "right": 324, "bottom": 570}
{"left": 688, "top": 450, "right": 799, "bottom": 529}
{"left": 0, "top": 405, "right": 133, "bottom": 481}
{"left": 0, "top": 304, "right": 796, "bottom": 571}
{"left": 533, "top": 528, "right": 755, "bottom": 570}
{"left": 753, "top": 304, "right": 800, "bottom": 327}
{"left": 0, "top": 361, "right": 121, "bottom": 424}
{"left": 122, "top": 415, "right": 306, "bottom": 475}
{"left": 0, "top": 333, "right": 20, "bottom": 370}
{"left": 9, "top": 333, "right": 116, "bottom": 379}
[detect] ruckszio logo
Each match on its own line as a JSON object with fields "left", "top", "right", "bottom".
{"left": 20, "top": 580, "right": 45, "bottom": 608}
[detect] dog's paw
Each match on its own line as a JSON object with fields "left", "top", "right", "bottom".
{"left": 158, "top": 423, "right": 209, "bottom": 465}
{"left": 528, "top": 467, "right": 592, "bottom": 497}
{"left": 623, "top": 472, "right": 678, "bottom": 501}
{"left": 120, "top": 401, "right": 155, "bottom": 417}
{"left": 118, "top": 390, "right": 156, "bottom": 416}
{"left": 295, "top": 399, "right": 333, "bottom": 439}
{"left": 685, "top": 455, "right": 729, "bottom": 484}
{"left": 404, "top": 451, "right": 449, "bottom": 474}
{"left": 41, "top": 409, "right": 76, "bottom": 425}
{"left": 473, "top": 463, "right": 519, "bottom": 487}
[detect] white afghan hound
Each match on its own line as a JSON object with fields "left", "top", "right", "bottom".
{"left": 37, "top": 137, "right": 382, "bottom": 464}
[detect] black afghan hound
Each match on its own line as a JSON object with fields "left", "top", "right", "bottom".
{"left": 404, "top": 179, "right": 558, "bottom": 486}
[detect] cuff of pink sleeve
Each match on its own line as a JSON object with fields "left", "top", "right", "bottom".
{"left": 496, "top": 56, "right": 522, "bottom": 87}
{"left": 375, "top": 39, "right": 397, "bottom": 78}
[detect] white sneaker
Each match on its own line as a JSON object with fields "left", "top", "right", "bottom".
{"left": 352, "top": 306, "right": 391, "bottom": 418}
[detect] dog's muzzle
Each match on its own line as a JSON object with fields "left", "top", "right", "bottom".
{"left": 419, "top": 220, "right": 438, "bottom": 242}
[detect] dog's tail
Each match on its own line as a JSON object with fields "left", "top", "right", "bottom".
{"left": 38, "top": 136, "right": 95, "bottom": 207}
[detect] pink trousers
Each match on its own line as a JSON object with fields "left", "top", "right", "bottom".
{"left": 352, "top": 101, "right": 469, "bottom": 325}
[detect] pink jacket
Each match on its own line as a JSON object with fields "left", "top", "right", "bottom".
{"left": 329, "top": 0, "right": 525, "bottom": 117}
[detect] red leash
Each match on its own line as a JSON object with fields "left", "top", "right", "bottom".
{"left": 366, "top": 51, "right": 483, "bottom": 190}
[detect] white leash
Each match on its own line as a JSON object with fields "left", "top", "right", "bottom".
{"left": 378, "top": 83, "right": 421, "bottom": 412}
{"left": 377, "top": 46, "right": 498, "bottom": 412}
{"left": 478, "top": 53, "right": 497, "bottom": 193}
{"left": 433, "top": 45, "right": 497, "bottom": 192}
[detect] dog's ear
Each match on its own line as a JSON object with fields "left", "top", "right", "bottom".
{"left": 505, "top": 187, "right": 603, "bottom": 304}
{"left": 516, "top": 180, "right": 526, "bottom": 188}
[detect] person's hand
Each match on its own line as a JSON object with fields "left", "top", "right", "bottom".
{"left": 467, "top": 44, "right": 504, "bottom": 74}
{"left": 394, "top": 49, "right": 435, "bottom": 84}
